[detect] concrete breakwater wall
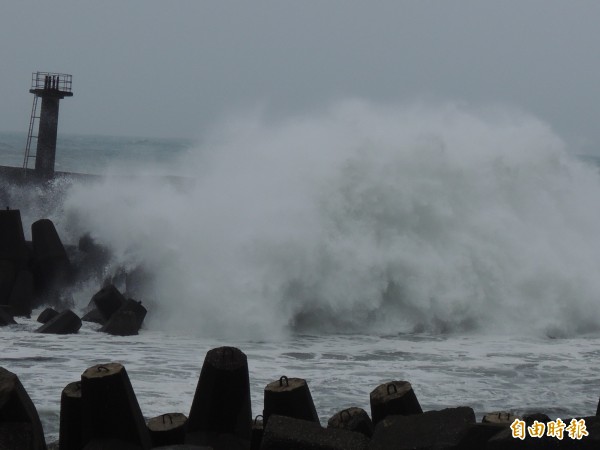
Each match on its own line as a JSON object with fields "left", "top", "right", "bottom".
{"left": 1, "top": 345, "right": 600, "bottom": 450}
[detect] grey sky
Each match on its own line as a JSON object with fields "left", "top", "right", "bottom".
{"left": 1, "top": 1, "right": 600, "bottom": 153}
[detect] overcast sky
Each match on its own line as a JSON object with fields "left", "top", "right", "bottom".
{"left": 2, "top": 1, "right": 600, "bottom": 153}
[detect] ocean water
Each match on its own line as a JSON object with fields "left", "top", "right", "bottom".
{"left": 2, "top": 102, "right": 600, "bottom": 443}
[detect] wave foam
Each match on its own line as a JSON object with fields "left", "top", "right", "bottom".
{"left": 61, "top": 101, "right": 600, "bottom": 338}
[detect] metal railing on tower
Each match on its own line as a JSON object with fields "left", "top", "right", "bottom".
{"left": 23, "top": 72, "right": 73, "bottom": 177}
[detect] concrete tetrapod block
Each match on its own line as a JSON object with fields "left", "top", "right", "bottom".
{"left": 185, "top": 433, "right": 247, "bottom": 450}
{"left": 122, "top": 299, "right": 147, "bottom": 328}
{"left": 186, "top": 347, "right": 252, "bottom": 448}
{"left": 0, "top": 209, "right": 29, "bottom": 269}
{"left": 482, "top": 411, "right": 519, "bottom": 425}
{"left": 100, "top": 311, "right": 138, "bottom": 336}
{"left": 31, "top": 219, "right": 68, "bottom": 261}
{"left": 457, "top": 423, "right": 506, "bottom": 450}
{"left": 147, "top": 413, "right": 188, "bottom": 447}
{"left": 0, "top": 260, "right": 16, "bottom": 306}
{"left": 37, "top": 307, "right": 59, "bottom": 324}
{"left": 31, "top": 219, "right": 71, "bottom": 293}
{"left": 8, "top": 269, "right": 34, "bottom": 317}
{"left": 59, "top": 381, "right": 82, "bottom": 450}
{"left": 486, "top": 412, "right": 557, "bottom": 450}
{"left": 0, "top": 422, "right": 37, "bottom": 450}
{"left": 100, "top": 299, "right": 147, "bottom": 336}
{"left": 91, "top": 284, "right": 126, "bottom": 321}
{"left": 484, "top": 425, "right": 558, "bottom": 449}
{"left": 523, "top": 412, "right": 551, "bottom": 425}
{"left": 81, "top": 363, "right": 152, "bottom": 450}
{"left": 263, "top": 376, "right": 319, "bottom": 425}
{"left": 370, "top": 380, "right": 423, "bottom": 425}
{"left": 82, "top": 308, "right": 106, "bottom": 325}
{"left": 0, "top": 367, "right": 47, "bottom": 450}
{"left": 250, "top": 416, "right": 263, "bottom": 450}
{"left": 36, "top": 309, "right": 82, "bottom": 334}
{"left": 82, "top": 438, "right": 145, "bottom": 449}
{"left": 457, "top": 412, "right": 513, "bottom": 449}
{"left": 561, "top": 415, "right": 600, "bottom": 449}
{"left": 369, "top": 406, "right": 476, "bottom": 450}
{"left": 260, "top": 414, "right": 369, "bottom": 450}
{"left": 328, "top": 406, "right": 374, "bottom": 438}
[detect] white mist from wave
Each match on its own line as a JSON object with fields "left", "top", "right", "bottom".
{"left": 61, "top": 101, "right": 600, "bottom": 339}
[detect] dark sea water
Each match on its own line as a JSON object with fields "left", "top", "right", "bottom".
{"left": 2, "top": 103, "right": 600, "bottom": 443}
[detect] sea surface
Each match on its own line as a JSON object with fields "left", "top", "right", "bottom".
{"left": 2, "top": 104, "right": 600, "bottom": 443}
{"left": 2, "top": 314, "right": 599, "bottom": 444}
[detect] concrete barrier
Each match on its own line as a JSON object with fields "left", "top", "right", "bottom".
{"left": 147, "top": 413, "right": 188, "bottom": 447}
{"left": 81, "top": 363, "right": 152, "bottom": 449}
{"left": 369, "top": 406, "right": 475, "bottom": 450}
{"left": 260, "top": 414, "right": 369, "bottom": 450}
{"left": 263, "top": 376, "right": 319, "bottom": 425}
{"left": 0, "top": 367, "right": 47, "bottom": 450}
{"left": 370, "top": 380, "right": 423, "bottom": 425}
{"left": 59, "top": 381, "right": 82, "bottom": 450}
{"left": 186, "top": 346, "right": 252, "bottom": 447}
{"left": 327, "top": 406, "right": 374, "bottom": 437}
{"left": 36, "top": 309, "right": 82, "bottom": 334}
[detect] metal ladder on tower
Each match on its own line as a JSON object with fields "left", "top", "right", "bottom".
{"left": 23, "top": 94, "right": 40, "bottom": 170}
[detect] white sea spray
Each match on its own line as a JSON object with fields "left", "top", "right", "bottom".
{"left": 59, "top": 101, "right": 600, "bottom": 338}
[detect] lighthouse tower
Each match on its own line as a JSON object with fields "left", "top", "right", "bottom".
{"left": 23, "top": 72, "right": 73, "bottom": 177}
